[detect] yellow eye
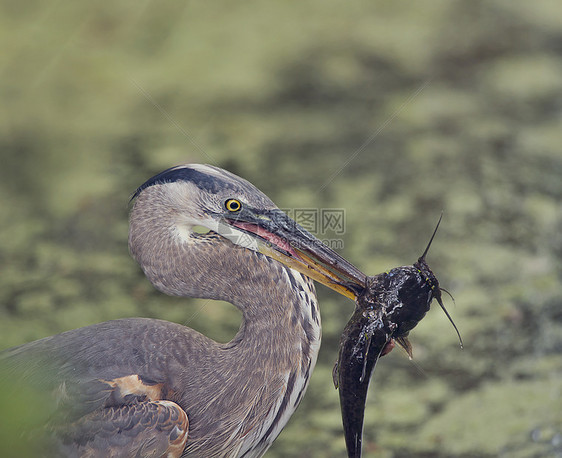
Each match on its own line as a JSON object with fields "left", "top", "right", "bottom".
{"left": 225, "top": 199, "right": 242, "bottom": 212}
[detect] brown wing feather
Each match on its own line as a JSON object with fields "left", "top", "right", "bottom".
{"left": 53, "top": 374, "right": 168, "bottom": 422}
{"left": 53, "top": 400, "right": 189, "bottom": 458}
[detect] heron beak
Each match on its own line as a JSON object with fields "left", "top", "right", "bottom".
{"left": 227, "top": 209, "right": 366, "bottom": 300}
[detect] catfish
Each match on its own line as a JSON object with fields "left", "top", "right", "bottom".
{"left": 333, "top": 216, "right": 462, "bottom": 458}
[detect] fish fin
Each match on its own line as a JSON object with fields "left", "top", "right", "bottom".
{"left": 359, "top": 333, "right": 374, "bottom": 383}
{"left": 332, "top": 362, "right": 339, "bottom": 389}
{"left": 395, "top": 337, "right": 414, "bottom": 359}
{"left": 360, "top": 334, "right": 393, "bottom": 383}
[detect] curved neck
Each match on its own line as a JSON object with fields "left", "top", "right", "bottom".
{"left": 129, "top": 188, "right": 320, "bottom": 341}
{"left": 129, "top": 190, "right": 322, "bottom": 456}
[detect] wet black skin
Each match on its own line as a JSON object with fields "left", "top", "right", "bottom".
{"left": 333, "top": 257, "right": 441, "bottom": 458}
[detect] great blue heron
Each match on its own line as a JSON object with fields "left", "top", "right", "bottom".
{"left": 1, "top": 164, "right": 366, "bottom": 457}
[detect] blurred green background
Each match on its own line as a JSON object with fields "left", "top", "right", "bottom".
{"left": 1, "top": 1, "right": 561, "bottom": 457}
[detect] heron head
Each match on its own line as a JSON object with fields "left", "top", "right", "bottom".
{"left": 130, "top": 164, "right": 365, "bottom": 300}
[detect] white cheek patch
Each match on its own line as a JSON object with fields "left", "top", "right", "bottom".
{"left": 173, "top": 224, "right": 194, "bottom": 244}
{"left": 172, "top": 216, "right": 259, "bottom": 252}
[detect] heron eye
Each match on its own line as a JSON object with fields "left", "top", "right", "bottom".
{"left": 225, "top": 199, "right": 242, "bottom": 212}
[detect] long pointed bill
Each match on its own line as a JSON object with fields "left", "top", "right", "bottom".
{"left": 227, "top": 208, "right": 366, "bottom": 300}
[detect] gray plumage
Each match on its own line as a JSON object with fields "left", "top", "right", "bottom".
{"left": 1, "top": 164, "right": 364, "bottom": 457}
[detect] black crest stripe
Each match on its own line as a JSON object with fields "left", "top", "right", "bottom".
{"left": 131, "top": 165, "right": 234, "bottom": 201}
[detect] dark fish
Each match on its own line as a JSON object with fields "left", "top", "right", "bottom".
{"left": 333, "top": 216, "right": 462, "bottom": 458}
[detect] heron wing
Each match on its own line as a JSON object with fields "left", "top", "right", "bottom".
{"left": 53, "top": 399, "right": 189, "bottom": 458}
{"left": 0, "top": 319, "right": 196, "bottom": 456}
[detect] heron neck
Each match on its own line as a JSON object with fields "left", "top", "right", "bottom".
{"left": 129, "top": 196, "right": 321, "bottom": 456}
{"left": 129, "top": 198, "right": 321, "bottom": 353}
{"left": 226, "top": 253, "right": 321, "bottom": 362}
